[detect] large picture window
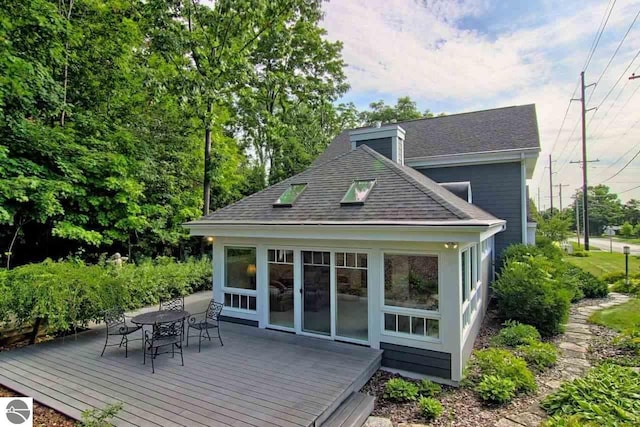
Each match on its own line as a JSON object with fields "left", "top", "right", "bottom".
{"left": 384, "top": 254, "right": 438, "bottom": 311}
{"left": 225, "top": 247, "right": 256, "bottom": 290}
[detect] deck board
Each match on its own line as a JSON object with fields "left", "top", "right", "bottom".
{"left": 0, "top": 321, "right": 381, "bottom": 427}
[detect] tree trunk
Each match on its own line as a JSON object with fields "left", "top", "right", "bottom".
{"left": 29, "top": 317, "right": 43, "bottom": 345}
{"left": 202, "top": 103, "right": 213, "bottom": 215}
{"left": 5, "top": 222, "right": 23, "bottom": 269}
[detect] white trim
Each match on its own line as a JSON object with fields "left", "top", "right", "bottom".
{"left": 349, "top": 124, "right": 406, "bottom": 140}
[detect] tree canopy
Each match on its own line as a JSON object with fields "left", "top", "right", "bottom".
{"left": 0, "top": 0, "right": 442, "bottom": 267}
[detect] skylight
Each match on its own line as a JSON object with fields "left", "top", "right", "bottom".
{"left": 341, "top": 179, "right": 376, "bottom": 205}
{"left": 274, "top": 183, "right": 307, "bottom": 207}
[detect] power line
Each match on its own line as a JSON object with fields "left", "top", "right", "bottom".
{"left": 594, "top": 117, "right": 640, "bottom": 182}
{"left": 602, "top": 145, "right": 640, "bottom": 183}
{"left": 619, "top": 184, "right": 640, "bottom": 195}
{"left": 583, "top": 0, "right": 617, "bottom": 72}
{"left": 587, "top": 9, "right": 640, "bottom": 105}
{"left": 593, "top": 49, "right": 640, "bottom": 112}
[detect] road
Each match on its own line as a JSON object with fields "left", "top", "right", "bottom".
{"left": 569, "top": 237, "right": 640, "bottom": 254}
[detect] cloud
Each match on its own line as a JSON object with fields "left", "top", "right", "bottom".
{"left": 321, "top": 0, "right": 640, "bottom": 202}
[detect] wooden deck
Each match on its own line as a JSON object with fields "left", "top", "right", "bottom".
{"left": 0, "top": 322, "right": 381, "bottom": 427}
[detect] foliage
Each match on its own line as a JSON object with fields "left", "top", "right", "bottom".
{"left": 0, "top": 258, "right": 211, "bottom": 333}
{"left": 494, "top": 256, "right": 571, "bottom": 336}
{"left": 569, "top": 267, "right": 608, "bottom": 298}
{"left": 417, "top": 396, "right": 443, "bottom": 420}
{"left": 465, "top": 348, "right": 537, "bottom": 393}
{"left": 566, "top": 251, "right": 640, "bottom": 279}
{"left": 614, "top": 328, "right": 640, "bottom": 353}
{"left": 620, "top": 222, "right": 634, "bottom": 238}
{"left": 80, "top": 403, "right": 123, "bottom": 427}
{"left": 501, "top": 243, "right": 562, "bottom": 268}
{"left": 537, "top": 214, "right": 571, "bottom": 242}
{"left": 359, "top": 97, "right": 443, "bottom": 126}
{"left": 541, "top": 364, "right": 640, "bottom": 426}
{"left": 417, "top": 379, "right": 441, "bottom": 398}
{"left": 491, "top": 320, "right": 541, "bottom": 347}
{"left": 516, "top": 341, "right": 558, "bottom": 371}
{"left": 601, "top": 271, "right": 626, "bottom": 284}
{"left": 475, "top": 375, "right": 517, "bottom": 404}
{"left": 611, "top": 278, "right": 640, "bottom": 294}
{"left": 383, "top": 378, "right": 419, "bottom": 402}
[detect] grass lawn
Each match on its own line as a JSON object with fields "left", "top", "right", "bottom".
{"left": 613, "top": 236, "right": 640, "bottom": 244}
{"left": 589, "top": 298, "right": 640, "bottom": 331}
{"left": 565, "top": 250, "right": 640, "bottom": 279}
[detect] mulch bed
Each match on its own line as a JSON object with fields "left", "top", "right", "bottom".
{"left": 588, "top": 323, "right": 640, "bottom": 367}
{"left": 360, "top": 305, "right": 566, "bottom": 426}
{"left": 0, "top": 385, "right": 76, "bottom": 427}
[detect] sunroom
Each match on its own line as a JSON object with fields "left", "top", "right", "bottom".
{"left": 185, "top": 145, "right": 505, "bottom": 383}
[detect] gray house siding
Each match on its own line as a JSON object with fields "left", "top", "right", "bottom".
{"left": 355, "top": 137, "right": 392, "bottom": 159}
{"left": 380, "top": 343, "right": 452, "bottom": 379}
{"left": 417, "top": 162, "right": 523, "bottom": 259}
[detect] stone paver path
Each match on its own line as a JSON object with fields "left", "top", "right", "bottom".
{"left": 493, "top": 292, "right": 630, "bottom": 427}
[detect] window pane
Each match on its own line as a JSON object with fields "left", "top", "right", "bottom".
{"left": 411, "top": 317, "right": 425, "bottom": 335}
{"left": 269, "top": 261, "right": 294, "bottom": 328}
{"left": 224, "top": 293, "right": 231, "bottom": 307}
{"left": 384, "top": 313, "right": 396, "bottom": 331}
{"left": 274, "top": 183, "right": 307, "bottom": 206}
{"left": 232, "top": 294, "right": 240, "bottom": 308}
{"left": 285, "top": 250, "right": 293, "bottom": 264}
{"left": 471, "top": 247, "right": 477, "bottom": 290}
{"left": 384, "top": 254, "right": 439, "bottom": 311}
{"left": 268, "top": 249, "right": 275, "bottom": 262}
{"left": 303, "top": 251, "right": 312, "bottom": 264}
{"left": 342, "top": 180, "right": 376, "bottom": 204}
{"left": 336, "top": 252, "right": 345, "bottom": 267}
{"left": 461, "top": 251, "right": 468, "bottom": 302}
{"left": 336, "top": 267, "right": 368, "bottom": 341}
{"left": 225, "top": 247, "right": 257, "bottom": 290}
{"left": 346, "top": 252, "right": 355, "bottom": 267}
{"left": 357, "top": 253, "right": 367, "bottom": 268}
{"left": 397, "top": 315, "right": 410, "bottom": 334}
{"left": 303, "top": 251, "right": 331, "bottom": 335}
{"left": 313, "top": 251, "right": 323, "bottom": 265}
{"left": 249, "top": 296, "right": 256, "bottom": 311}
{"left": 427, "top": 319, "right": 440, "bottom": 339}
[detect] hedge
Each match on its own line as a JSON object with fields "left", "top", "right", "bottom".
{"left": 0, "top": 257, "right": 211, "bottom": 336}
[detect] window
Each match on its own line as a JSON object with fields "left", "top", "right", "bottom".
{"left": 461, "top": 250, "right": 468, "bottom": 303}
{"left": 224, "top": 247, "right": 256, "bottom": 290}
{"left": 470, "top": 246, "right": 477, "bottom": 290}
{"left": 384, "top": 313, "right": 439, "bottom": 339}
{"left": 268, "top": 249, "right": 294, "bottom": 328}
{"left": 336, "top": 252, "right": 368, "bottom": 341}
{"left": 341, "top": 179, "right": 376, "bottom": 204}
{"left": 384, "top": 254, "right": 438, "bottom": 311}
{"left": 274, "top": 183, "right": 307, "bottom": 207}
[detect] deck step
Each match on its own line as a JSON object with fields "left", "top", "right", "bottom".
{"left": 320, "top": 392, "right": 375, "bottom": 427}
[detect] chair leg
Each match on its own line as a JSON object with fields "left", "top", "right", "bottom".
{"left": 179, "top": 344, "right": 184, "bottom": 367}
{"left": 186, "top": 326, "right": 190, "bottom": 347}
{"left": 151, "top": 349, "right": 155, "bottom": 374}
{"left": 218, "top": 325, "right": 224, "bottom": 346}
{"left": 198, "top": 330, "right": 203, "bottom": 353}
{"left": 143, "top": 344, "right": 146, "bottom": 365}
{"left": 101, "top": 332, "right": 109, "bottom": 357}
{"left": 172, "top": 344, "right": 175, "bottom": 358}
{"left": 124, "top": 336, "right": 128, "bottom": 358}
{"left": 205, "top": 328, "right": 211, "bottom": 342}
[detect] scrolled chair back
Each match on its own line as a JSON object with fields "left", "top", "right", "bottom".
{"left": 206, "top": 300, "right": 224, "bottom": 321}
{"left": 160, "top": 296, "right": 184, "bottom": 312}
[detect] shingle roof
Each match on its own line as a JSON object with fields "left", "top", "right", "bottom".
{"left": 314, "top": 104, "right": 540, "bottom": 166}
{"left": 191, "top": 145, "right": 501, "bottom": 226}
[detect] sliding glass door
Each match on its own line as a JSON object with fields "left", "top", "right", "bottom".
{"left": 335, "top": 252, "right": 368, "bottom": 342}
{"left": 302, "top": 251, "right": 331, "bottom": 335}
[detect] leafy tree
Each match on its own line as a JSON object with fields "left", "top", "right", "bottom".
{"left": 620, "top": 222, "right": 634, "bottom": 238}
{"left": 623, "top": 199, "right": 640, "bottom": 225}
{"left": 575, "top": 185, "right": 623, "bottom": 235}
{"left": 537, "top": 214, "right": 570, "bottom": 242}
{"left": 359, "top": 96, "right": 443, "bottom": 126}
{"left": 634, "top": 223, "right": 640, "bottom": 237}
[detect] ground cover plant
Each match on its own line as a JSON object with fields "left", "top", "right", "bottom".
{"left": 541, "top": 364, "right": 640, "bottom": 426}
{"left": 464, "top": 348, "right": 537, "bottom": 394}
{"left": 491, "top": 320, "right": 541, "bottom": 347}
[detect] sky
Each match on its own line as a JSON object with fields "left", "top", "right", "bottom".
{"left": 320, "top": 0, "right": 640, "bottom": 206}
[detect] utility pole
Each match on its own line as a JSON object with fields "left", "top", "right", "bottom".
{"left": 571, "top": 71, "right": 596, "bottom": 250}
{"left": 575, "top": 195, "right": 581, "bottom": 246}
{"left": 554, "top": 184, "right": 570, "bottom": 211}
{"left": 548, "top": 155, "right": 554, "bottom": 212}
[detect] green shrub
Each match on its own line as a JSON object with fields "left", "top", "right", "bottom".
{"left": 417, "top": 397, "right": 442, "bottom": 420}
{"left": 383, "top": 378, "right": 418, "bottom": 402}
{"left": 465, "top": 348, "right": 537, "bottom": 393}
{"left": 475, "top": 375, "right": 517, "bottom": 404}
{"left": 501, "top": 243, "right": 563, "bottom": 267}
{"left": 570, "top": 250, "right": 589, "bottom": 257}
{"left": 611, "top": 278, "right": 640, "bottom": 295}
{"left": 614, "top": 328, "right": 640, "bottom": 353}
{"left": 417, "top": 378, "right": 441, "bottom": 397}
{"left": 491, "top": 320, "right": 541, "bottom": 347}
{"left": 80, "top": 403, "right": 123, "bottom": 427}
{"left": 494, "top": 256, "right": 572, "bottom": 336}
{"left": 542, "top": 415, "right": 600, "bottom": 427}
{"left": 0, "top": 257, "right": 211, "bottom": 335}
{"left": 516, "top": 341, "right": 558, "bottom": 371}
{"left": 601, "top": 271, "right": 626, "bottom": 284}
{"left": 570, "top": 267, "right": 608, "bottom": 298}
{"left": 541, "top": 364, "right": 640, "bottom": 426}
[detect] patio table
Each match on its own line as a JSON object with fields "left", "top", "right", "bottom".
{"left": 131, "top": 309, "right": 190, "bottom": 361}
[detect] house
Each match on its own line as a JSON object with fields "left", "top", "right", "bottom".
{"left": 185, "top": 104, "right": 541, "bottom": 384}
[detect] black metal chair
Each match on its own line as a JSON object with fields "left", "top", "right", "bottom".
{"left": 100, "top": 307, "right": 141, "bottom": 358}
{"left": 144, "top": 320, "right": 184, "bottom": 373}
{"left": 186, "top": 300, "right": 224, "bottom": 352}
{"left": 159, "top": 296, "right": 185, "bottom": 311}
